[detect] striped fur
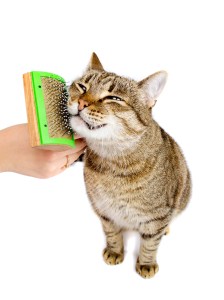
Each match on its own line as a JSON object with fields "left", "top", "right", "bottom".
{"left": 68, "top": 53, "right": 191, "bottom": 278}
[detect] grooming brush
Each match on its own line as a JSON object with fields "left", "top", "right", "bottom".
{"left": 23, "top": 71, "right": 75, "bottom": 150}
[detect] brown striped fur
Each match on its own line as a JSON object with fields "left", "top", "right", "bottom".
{"left": 68, "top": 53, "right": 191, "bottom": 278}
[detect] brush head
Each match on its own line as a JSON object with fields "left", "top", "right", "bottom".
{"left": 23, "top": 71, "right": 75, "bottom": 150}
{"left": 41, "top": 76, "right": 72, "bottom": 138}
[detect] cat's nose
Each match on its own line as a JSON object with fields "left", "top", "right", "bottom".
{"left": 78, "top": 99, "right": 89, "bottom": 111}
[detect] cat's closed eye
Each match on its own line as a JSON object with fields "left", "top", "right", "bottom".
{"left": 102, "top": 95, "right": 123, "bottom": 102}
{"left": 76, "top": 83, "right": 87, "bottom": 93}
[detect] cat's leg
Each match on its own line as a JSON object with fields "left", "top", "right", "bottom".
{"left": 100, "top": 217, "right": 124, "bottom": 265}
{"left": 136, "top": 225, "right": 168, "bottom": 278}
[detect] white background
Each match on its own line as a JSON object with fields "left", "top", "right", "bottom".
{"left": 0, "top": 0, "right": 224, "bottom": 299}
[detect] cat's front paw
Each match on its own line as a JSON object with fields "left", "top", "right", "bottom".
{"left": 136, "top": 258, "right": 159, "bottom": 279}
{"left": 103, "top": 248, "right": 124, "bottom": 265}
{"left": 164, "top": 226, "right": 170, "bottom": 235}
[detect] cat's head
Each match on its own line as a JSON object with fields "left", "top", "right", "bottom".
{"left": 68, "top": 53, "right": 167, "bottom": 144}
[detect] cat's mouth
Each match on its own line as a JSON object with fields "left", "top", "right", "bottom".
{"left": 85, "top": 122, "right": 107, "bottom": 130}
{"left": 72, "top": 115, "right": 107, "bottom": 131}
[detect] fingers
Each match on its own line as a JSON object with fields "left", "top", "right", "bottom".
{"left": 74, "top": 133, "right": 83, "bottom": 139}
{"left": 39, "top": 147, "right": 85, "bottom": 178}
{"left": 52, "top": 138, "right": 87, "bottom": 159}
{"left": 60, "top": 148, "right": 85, "bottom": 170}
{"left": 62, "top": 140, "right": 86, "bottom": 157}
{"left": 73, "top": 138, "right": 87, "bottom": 153}
{"left": 65, "top": 137, "right": 86, "bottom": 166}
{"left": 69, "top": 148, "right": 85, "bottom": 163}
{"left": 38, "top": 137, "right": 87, "bottom": 176}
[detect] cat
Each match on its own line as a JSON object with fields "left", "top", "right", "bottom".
{"left": 67, "top": 53, "right": 191, "bottom": 278}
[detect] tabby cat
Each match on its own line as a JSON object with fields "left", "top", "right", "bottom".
{"left": 68, "top": 53, "right": 191, "bottom": 278}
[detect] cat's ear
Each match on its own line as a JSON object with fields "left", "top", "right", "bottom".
{"left": 138, "top": 71, "right": 168, "bottom": 108}
{"left": 87, "top": 52, "right": 104, "bottom": 71}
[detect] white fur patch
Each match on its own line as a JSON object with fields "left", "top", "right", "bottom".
{"left": 70, "top": 111, "right": 143, "bottom": 158}
{"left": 67, "top": 102, "right": 78, "bottom": 115}
{"left": 70, "top": 114, "right": 119, "bottom": 141}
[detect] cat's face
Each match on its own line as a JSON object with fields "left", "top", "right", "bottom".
{"left": 68, "top": 53, "right": 167, "bottom": 143}
{"left": 68, "top": 70, "right": 147, "bottom": 142}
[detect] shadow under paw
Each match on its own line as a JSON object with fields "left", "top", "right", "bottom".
{"left": 136, "top": 258, "right": 159, "bottom": 279}
{"left": 103, "top": 248, "right": 124, "bottom": 265}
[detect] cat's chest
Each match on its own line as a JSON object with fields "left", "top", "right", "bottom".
{"left": 90, "top": 190, "right": 143, "bottom": 229}
{"left": 84, "top": 168, "right": 149, "bottom": 228}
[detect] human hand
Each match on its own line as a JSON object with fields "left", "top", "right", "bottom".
{"left": 0, "top": 124, "right": 86, "bottom": 178}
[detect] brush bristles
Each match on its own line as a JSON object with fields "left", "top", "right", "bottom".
{"left": 41, "top": 77, "right": 73, "bottom": 138}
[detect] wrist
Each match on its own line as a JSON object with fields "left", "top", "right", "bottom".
{"left": 0, "top": 127, "right": 14, "bottom": 173}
